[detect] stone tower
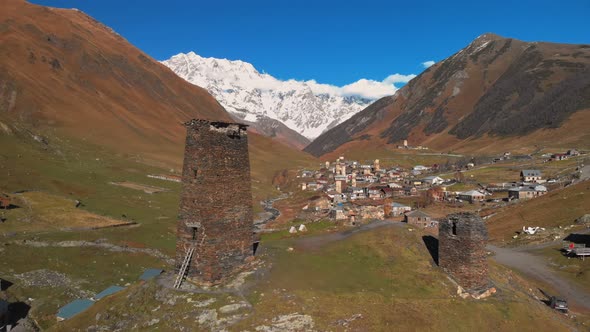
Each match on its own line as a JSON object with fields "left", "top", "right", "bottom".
{"left": 335, "top": 180, "right": 342, "bottom": 193}
{"left": 439, "top": 213, "right": 489, "bottom": 292}
{"left": 176, "top": 119, "right": 254, "bottom": 284}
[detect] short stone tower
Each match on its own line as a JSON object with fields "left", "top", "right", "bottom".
{"left": 439, "top": 213, "right": 489, "bottom": 292}
{"left": 176, "top": 119, "right": 254, "bottom": 284}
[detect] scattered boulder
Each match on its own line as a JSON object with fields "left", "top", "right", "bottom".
{"left": 298, "top": 224, "right": 308, "bottom": 232}
{"left": 575, "top": 214, "right": 590, "bottom": 225}
{"left": 255, "top": 313, "right": 315, "bottom": 332}
{"left": 289, "top": 226, "right": 298, "bottom": 234}
{"left": 219, "top": 302, "right": 251, "bottom": 314}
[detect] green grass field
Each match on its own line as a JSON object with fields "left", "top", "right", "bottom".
{"left": 54, "top": 225, "right": 585, "bottom": 331}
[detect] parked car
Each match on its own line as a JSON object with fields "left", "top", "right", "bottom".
{"left": 550, "top": 296, "right": 568, "bottom": 312}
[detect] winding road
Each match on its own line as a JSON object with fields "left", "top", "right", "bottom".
{"left": 488, "top": 244, "right": 590, "bottom": 310}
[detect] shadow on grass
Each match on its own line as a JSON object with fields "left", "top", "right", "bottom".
{"left": 7, "top": 302, "right": 31, "bottom": 326}
{"left": 564, "top": 233, "right": 590, "bottom": 246}
{"left": 422, "top": 235, "right": 439, "bottom": 266}
{"left": 0, "top": 278, "right": 13, "bottom": 291}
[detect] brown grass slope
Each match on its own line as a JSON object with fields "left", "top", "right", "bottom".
{"left": 230, "top": 113, "right": 311, "bottom": 150}
{"left": 487, "top": 181, "right": 590, "bottom": 243}
{"left": 0, "top": 0, "right": 315, "bottom": 187}
{"left": 305, "top": 33, "right": 590, "bottom": 157}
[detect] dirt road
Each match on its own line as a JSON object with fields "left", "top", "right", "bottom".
{"left": 488, "top": 244, "right": 590, "bottom": 310}
{"left": 296, "top": 220, "right": 400, "bottom": 250}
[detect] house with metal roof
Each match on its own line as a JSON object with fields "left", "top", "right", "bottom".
{"left": 520, "top": 170, "right": 542, "bottom": 183}
{"left": 508, "top": 185, "right": 547, "bottom": 200}
{"left": 405, "top": 210, "right": 435, "bottom": 228}
{"left": 458, "top": 190, "right": 487, "bottom": 203}
{"left": 390, "top": 202, "right": 412, "bottom": 217}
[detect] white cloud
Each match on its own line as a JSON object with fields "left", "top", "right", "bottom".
{"left": 304, "top": 73, "right": 417, "bottom": 100}
{"left": 172, "top": 52, "right": 416, "bottom": 100}
{"left": 422, "top": 60, "right": 435, "bottom": 68}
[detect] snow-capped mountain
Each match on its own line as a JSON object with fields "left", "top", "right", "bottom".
{"left": 161, "top": 52, "right": 373, "bottom": 139}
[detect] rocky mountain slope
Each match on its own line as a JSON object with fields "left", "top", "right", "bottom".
{"left": 229, "top": 113, "right": 311, "bottom": 150}
{"left": 305, "top": 34, "right": 590, "bottom": 157}
{"left": 161, "top": 52, "right": 372, "bottom": 140}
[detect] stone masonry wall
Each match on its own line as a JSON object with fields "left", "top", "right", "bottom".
{"left": 439, "top": 212, "right": 489, "bottom": 292}
{"left": 176, "top": 119, "right": 254, "bottom": 283}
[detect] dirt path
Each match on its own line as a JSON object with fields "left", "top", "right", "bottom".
{"left": 488, "top": 244, "right": 590, "bottom": 310}
{"left": 296, "top": 220, "right": 401, "bottom": 251}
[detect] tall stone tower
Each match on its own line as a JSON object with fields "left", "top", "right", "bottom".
{"left": 335, "top": 180, "right": 342, "bottom": 193}
{"left": 176, "top": 119, "right": 254, "bottom": 284}
{"left": 439, "top": 213, "right": 489, "bottom": 292}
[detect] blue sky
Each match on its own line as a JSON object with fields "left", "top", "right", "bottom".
{"left": 31, "top": 0, "right": 590, "bottom": 91}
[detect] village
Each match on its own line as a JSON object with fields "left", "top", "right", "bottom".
{"left": 1, "top": 1, "right": 590, "bottom": 330}
{"left": 294, "top": 146, "right": 585, "bottom": 234}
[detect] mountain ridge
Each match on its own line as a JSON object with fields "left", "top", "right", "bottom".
{"left": 0, "top": 0, "right": 315, "bottom": 173}
{"left": 304, "top": 34, "right": 590, "bottom": 157}
{"left": 161, "top": 51, "right": 373, "bottom": 140}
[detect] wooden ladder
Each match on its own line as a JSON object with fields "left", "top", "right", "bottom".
{"left": 173, "top": 246, "right": 195, "bottom": 289}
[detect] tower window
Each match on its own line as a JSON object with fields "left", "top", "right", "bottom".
{"left": 191, "top": 227, "right": 198, "bottom": 241}
{"left": 451, "top": 222, "right": 457, "bottom": 235}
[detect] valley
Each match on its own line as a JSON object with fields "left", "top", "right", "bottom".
{"left": 0, "top": 0, "right": 589, "bottom": 331}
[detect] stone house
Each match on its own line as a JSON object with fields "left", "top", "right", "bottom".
{"left": 361, "top": 174, "right": 377, "bottom": 183}
{"left": 422, "top": 176, "right": 444, "bottom": 186}
{"left": 404, "top": 186, "right": 418, "bottom": 196}
{"left": 405, "top": 210, "right": 434, "bottom": 227}
{"left": 567, "top": 149, "right": 579, "bottom": 156}
{"left": 368, "top": 188, "right": 384, "bottom": 200}
{"left": 426, "top": 187, "right": 446, "bottom": 202}
{"left": 330, "top": 205, "right": 347, "bottom": 220}
{"left": 355, "top": 203, "right": 385, "bottom": 220}
{"left": 551, "top": 153, "right": 568, "bottom": 161}
{"left": 520, "top": 170, "right": 542, "bottom": 183}
{"left": 508, "top": 185, "right": 547, "bottom": 200}
{"left": 347, "top": 187, "right": 367, "bottom": 200}
{"left": 458, "top": 190, "right": 486, "bottom": 203}
{"left": 390, "top": 202, "right": 412, "bottom": 217}
{"left": 380, "top": 187, "right": 394, "bottom": 198}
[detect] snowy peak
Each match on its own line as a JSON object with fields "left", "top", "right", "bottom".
{"left": 162, "top": 52, "right": 373, "bottom": 139}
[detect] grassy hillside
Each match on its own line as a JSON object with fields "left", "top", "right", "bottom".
{"left": 54, "top": 225, "right": 584, "bottom": 331}
{"left": 487, "top": 181, "right": 590, "bottom": 243}
{"left": 305, "top": 34, "right": 590, "bottom": 158}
